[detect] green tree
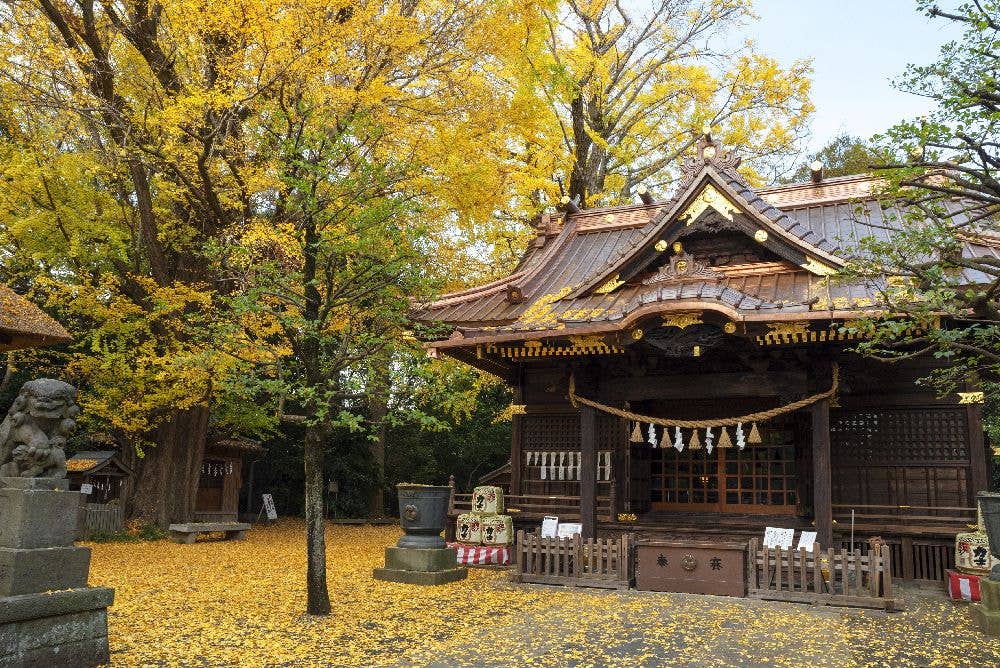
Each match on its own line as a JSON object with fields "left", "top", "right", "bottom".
{"left": 787, "top": 134, "right": 882, "bottom": 182}
{"left": 844, "top": 1, "right": 1000, "bottom": 392}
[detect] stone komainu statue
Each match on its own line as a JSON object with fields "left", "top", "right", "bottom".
{"left": 0, "top": 379, "right": 79, "bottom": 478}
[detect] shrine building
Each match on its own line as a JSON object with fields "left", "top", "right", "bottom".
{"left": 415, "top": 133, "right": 992, "bottom": 583}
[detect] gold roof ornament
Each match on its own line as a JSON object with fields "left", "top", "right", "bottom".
{"left": 655, "top": 240, "right": 668, "bottom": 252}
{"left": 595, "top": 275, "right": 625, "bottom": 294}
{"left": 801, "top": 256, "right": 838, "bottom": 276}
{"left": 631, "top": 328, "right": 644, "bottom": 340}
{"left": 723, "top": 321, "right": 737, "bottom": 334}
{"left": 662, "top": 311, "right": 704, "bottom": 329}
{"left": 958, "top": 392, "right": 985, "bottom": 404}
{"left": 679, "top": 184, "right": 740, "bottom": 225}
{"left": 754, "top": 229, "right": 769, "bottom": 243}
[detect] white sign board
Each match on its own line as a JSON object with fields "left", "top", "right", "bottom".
{"left": 79, "top": 483, "right": 93, "bottom": 496}
{"left": 262, "top": 493, "right": 278, "bottom": 521}
{"left": 763, "top": 526, "right": 795, "bottom": 549}
{"left": 796, "top": 531, "right": 818, "bottom": 551}
{"left": 557, "top": 522, "right": 582, "bottom": 539}
{"left": 540, "top": 515, "right": 559, "bottom": 538}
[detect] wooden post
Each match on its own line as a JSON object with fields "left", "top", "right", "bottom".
{"left": 812, "top": 398, "right": 833, "bottom": 549}
{"left": 967, "top": 402, "right": 988, "bottom": 500}
{"left": 511, "top": 368, "right": 524, "bottom": 495}
{"left": 580, "top": 405, "right": 597, "bottom": 540}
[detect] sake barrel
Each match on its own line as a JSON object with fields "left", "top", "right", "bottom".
{"left": 471, "top": 486, "right": 505, "bottom": 515}
{"left": 481, "top": 514, "right": 513, "bottom": 546}
{"left": 456, "top": 513, "right": 483, "bottom": 544}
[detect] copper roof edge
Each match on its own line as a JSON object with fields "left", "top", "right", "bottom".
{"left": 427, "top": 303, "right": 880, "bottom": 349}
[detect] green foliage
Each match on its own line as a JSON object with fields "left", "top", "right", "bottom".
{"left": 787, "top": 134, "right": 884, "bottom": 182}
{"left": 840, "top": 2, "right": 1000, "bottom": 394}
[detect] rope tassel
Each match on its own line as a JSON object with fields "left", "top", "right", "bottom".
{"left": 748, "top": 422, "right": 762, "bottom": 444}
{"left": 689, "top": 429, "right": 701, "bottom": 450}
{"left": 630, "top": 421, "right": 644, "bottom": 443}
{"left": 717, "top": 427, "right": 732, "bottom": 448}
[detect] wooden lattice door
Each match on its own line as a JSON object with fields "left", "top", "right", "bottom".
{"left": 650, "top": 419, "right": 798, "bottom": 514}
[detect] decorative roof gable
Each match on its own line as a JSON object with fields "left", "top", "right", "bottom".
{"left": 570, "top": 136, "right": 846, "bottom": 300}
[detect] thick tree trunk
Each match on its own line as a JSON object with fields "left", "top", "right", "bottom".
{"left": 304, "top": 423, "right": 331, "bottom": 615}
{"left": 125, "top": 405, "right": 210, "bottom": 528}
{"left": 367, "top": 363, "right": 389, "bottom": 518}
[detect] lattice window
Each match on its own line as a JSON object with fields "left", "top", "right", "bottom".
{"left": 831, "top": 408, "right": 968, "bottom": 465}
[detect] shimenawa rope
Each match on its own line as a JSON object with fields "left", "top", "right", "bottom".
{"left": 568, "top": 363, "right": 838, "bottom": 428}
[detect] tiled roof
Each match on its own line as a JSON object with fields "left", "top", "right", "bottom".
{"left": 415, "top": 159, "right": 989, "bottom": 343}
{"left": 0, "top": 285, "right": 71, "bottom": 351}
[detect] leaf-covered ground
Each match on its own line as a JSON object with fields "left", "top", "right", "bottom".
{"left": 87, "top": 521, "right": 1000, "bottom": 667}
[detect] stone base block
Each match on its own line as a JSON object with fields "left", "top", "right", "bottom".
{"left": 0, "top": 546, "right": 91, "bottom": 596}
{"left": 971, "top": 605, "right": 1000, "bottom": 635}
{"left": 972, "top": 578, "right": 1000, "bottom": 635}
{"left": 0, "top": 485, "right": 78, "bottom": 549}
{"left": 0, "top": 587, "right": 113, "bottom": 668}
{"left": 384, "top": 546, "right": 458, "bottom": 572}
{"left": 372, "top": 566, "right": 467, "bottom": 585}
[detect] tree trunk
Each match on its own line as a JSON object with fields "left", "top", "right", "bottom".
{"left": 304, "top": 422, "right": 331, "bottom": 615}
{"left": 126, "top": 405, "right": 210, "bottom": 528}
{"left": 367, "top": 363, "right": 389, "bottom": 518}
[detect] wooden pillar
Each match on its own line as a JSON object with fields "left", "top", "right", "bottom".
{"left": 580, "top": 405, "right": 597, "bottom": 540}
{"left": 510, "top": 367, "right": 524, "bottom": 495}
{"left": 967, "top": 402, "right": 989, "bottom": 500}
{"left": 812, "top": 398, "right": 833, "bottom": 549}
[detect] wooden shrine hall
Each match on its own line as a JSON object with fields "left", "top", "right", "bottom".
{"left": 416, "top": 134, "right": 993, "bottom": 582}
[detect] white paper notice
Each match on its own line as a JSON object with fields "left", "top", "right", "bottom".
{"left": 541, "top": 515, "right": 559, "bottom": 538}
{"left": 80, "top": 483, "right": 93, "bottom": 496}
{"left": 763, "top": 526, "right": 794, "bottom": 549}
{"left": 557, "top": 522, "right": 582, "bottom": 539}
{"left": 796, "top": 531, "right": 818, "bottom": 551}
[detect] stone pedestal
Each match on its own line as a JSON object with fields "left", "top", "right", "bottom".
{"left": 0, "top": 477, "right": 112, "bottom": 667}
{"left": 372, "top": 546, "right": 467, "bottom": 585}
{"left": 972, "top": 578, "right": 1000, "bottom": 635}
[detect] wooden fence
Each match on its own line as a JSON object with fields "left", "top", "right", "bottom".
{"left": 747, "top": 538, "right": 902, "bottom": 611}
{"left": 78, "top": 502, "right": 124, "bottom": 539}
{"left": 512, "top": 530, "right": 634, "bottom": 589}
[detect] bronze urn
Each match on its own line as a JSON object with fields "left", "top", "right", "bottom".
{"left": 396, "top": 484, "right": 451, "bottom": 549}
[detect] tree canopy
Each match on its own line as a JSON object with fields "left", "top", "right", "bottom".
{"left": 843, "top": 1, "right": 1000, "bottom": 392}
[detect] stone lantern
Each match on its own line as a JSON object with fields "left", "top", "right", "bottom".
{"left": 972, "top": 492, "right": 1000, "bottom": 634}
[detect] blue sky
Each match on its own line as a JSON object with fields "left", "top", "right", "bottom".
{"left": 745, "top": 1, "right": 963, "bottom": 152}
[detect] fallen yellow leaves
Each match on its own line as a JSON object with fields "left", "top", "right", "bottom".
{"left": 86, "top": 521, "right": 1000, "bottom": 667}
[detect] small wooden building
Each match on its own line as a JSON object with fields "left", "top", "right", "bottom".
{"left": 67, "top": 450, "right": 132, "bottom": 538}
{"left": 66, "top": 450, "right": 133, "bottom": 504}
{"left": 419, "top": 135, "right": 992, "bottom": 583}
{"left": 195, "top": 438, "right": 264, "bottom": 523}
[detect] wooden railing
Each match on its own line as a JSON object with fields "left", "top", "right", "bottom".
{"left": 747, "top": 538, "right": 902, "bottom": 611}
{"left": 448, "top": 487, "right": 613, "bottom": 522}
{"left": 78, "top": 502, "right": 124, "bottom": 540}
{"left": 833, "top": 504, "right": 976, "bottom": 524}
{"left": 512, "top": 530, "right": 634, "bottom": 589}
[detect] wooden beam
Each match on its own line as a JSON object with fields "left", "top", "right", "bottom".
{"left": 580, "top": 405, "right": 597, "bottom": 540}
{"left": 967, "top": 402, "right": 989, "bottom": 499}
{"left": 812, "top": 398, "right": 833, "bottom": 549}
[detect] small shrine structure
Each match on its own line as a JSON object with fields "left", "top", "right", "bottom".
{"left": 417, "top": 133, "right": 993, "bottom": 583}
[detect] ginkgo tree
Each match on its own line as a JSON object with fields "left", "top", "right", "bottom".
{"left": 531, "top": 0, "right": 813, "bottom": 206}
